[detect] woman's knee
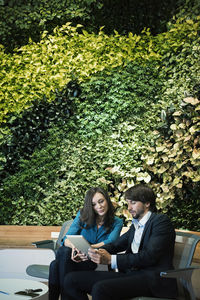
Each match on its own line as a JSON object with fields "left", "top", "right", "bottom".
{"left": 56, "top": 245, "right": 71, "bottom": 260}
{"left": 49, "top": 259, "right": 57, "bottom": 272}
{"left": 49, "top": 260, "right": 58, "bottom": 285}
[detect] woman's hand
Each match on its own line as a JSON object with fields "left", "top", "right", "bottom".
{"left": 71, "top": 247, "right": 89, "bottom": 263}
{"left": 88, "top": 248, "right": 111, "bottom": 265}
{"left": 64, "top": 238, "right": 73, "bottom": 248}
{"left": 91, "top": 242, "right": 104, "bottom": 248}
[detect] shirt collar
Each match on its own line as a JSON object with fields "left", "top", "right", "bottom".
{"left": 132, "top": 211, "right": 152, "bottom": 228}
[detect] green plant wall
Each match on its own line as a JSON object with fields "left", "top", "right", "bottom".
{"left": 0, "top": 0, "right": 102, "bottom": 52}
{"left": 1, "top": 17, "right": 199, "bottom": 134}
{"left": 0, "top": 23, "right": 161, "bottom": 134}
{"left": 2, "top": 0, "right": 196, "bottom": 52}
{"left": 0, "top": 61, "right": 163, "bottom": 224}
{"left": 0, "top": 16, "right": 199, "bottom": 228}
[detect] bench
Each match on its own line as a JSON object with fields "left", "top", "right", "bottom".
{"left": 1, "top": 225, "right": 200, "bottom": 299}
{"left": 27, "top": 225, "right": 200, "bottom": 300}
{"left": 130, "top": 231, "right": 200, "bottom": 300}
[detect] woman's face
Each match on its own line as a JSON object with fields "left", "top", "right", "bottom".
{"left": 92, "top": 192, "right": 109, "bottom": 217}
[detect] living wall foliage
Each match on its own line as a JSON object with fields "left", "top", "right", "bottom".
{"left": 0, "top": 85, "right": 74, "bottom": 177}
{"left": 74, "top": 61, "right": 163, "bottom": 141}
{"left": 0, "top": 61, "right": 163, "bottom": 225}
{"left": 143, "top": 97, "right": 200, "bottom": 227}
{"left": 106, "top": 97, "right": 200, "bottom": 227}
{"left": 0, "top": 139, "right": 63, "bottom": 225}
{"left": 1, "top": 17, "right": 199, "bottom": 133}
{"left": 0, "top": 0, "right": 102, "bottom": 52}
{"left": 0, "top": 23, "right": 161, "bottom": 133}
{"left": 174, "top": 0, "right": 200, "bottom": 21}
{"left": 0, "top": 0, "right": 193, "bottom": 52}
{"left": 99, "top": 19, "right": 200, "bottom": 229}
{"left": 0, "top": 15, "right": 200, "bottom": 228}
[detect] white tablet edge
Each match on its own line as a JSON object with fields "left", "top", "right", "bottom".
{"left": 66, "top": 235, "right": 91, "bottom": 254}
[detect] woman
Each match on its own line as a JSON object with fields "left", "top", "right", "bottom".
{"left": 48, "top": 187, "right": 123, "bottom": 300}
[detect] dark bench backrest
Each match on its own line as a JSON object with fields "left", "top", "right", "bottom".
{"left": 56, "top": 219, "right": 73, "bottom": 249}
{"left": 173, "top": 231, "right": 200, "bottom": 269}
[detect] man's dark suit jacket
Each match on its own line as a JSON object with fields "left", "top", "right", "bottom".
{"left": 103, "top": 213, "right": 177, "bottom": 299}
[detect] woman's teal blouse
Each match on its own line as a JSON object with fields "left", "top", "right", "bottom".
{"left": 62, "top": 211, "right": 123, "bottom": 245}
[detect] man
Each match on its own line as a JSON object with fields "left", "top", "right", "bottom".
{"left": 62, "top": 184, "right": 177, "bottom": 300}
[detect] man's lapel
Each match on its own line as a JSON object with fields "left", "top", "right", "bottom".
{"left": 127, "top": 224, "right": 135, "bottom": 251}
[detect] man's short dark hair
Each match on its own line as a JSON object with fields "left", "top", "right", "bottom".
{"left": 124, "top": 184, "right": 157, "bottom": 212}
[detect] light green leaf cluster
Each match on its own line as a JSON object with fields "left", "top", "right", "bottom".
{"left": 1, "top": 18, "right": 200, "bottom": 130}
{"left": 0, "top": 23, "right": 160, "bottom": 129}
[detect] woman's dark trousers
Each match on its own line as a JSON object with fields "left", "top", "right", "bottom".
{"left": 48, "top": 246, "right": 97, "bottom": 300}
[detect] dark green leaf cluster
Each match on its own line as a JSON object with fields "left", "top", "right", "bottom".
{"left": 0, "top": 81, "right": 79, "bottom": 177}
{"left": 167, "top": 182, "right": 200, "bottom": 230}
{"left": 0, "top": 0, "right": 99, "bottom": 52}
{"left": 93, "top": 0, "right": 179, "bottom": 36}
{"left": 0, "top": 142, "right": 63, "bottom": 225}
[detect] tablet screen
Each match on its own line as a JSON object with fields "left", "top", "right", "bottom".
{"left": 66, "top": 235, "right": 91, "bottom": 254}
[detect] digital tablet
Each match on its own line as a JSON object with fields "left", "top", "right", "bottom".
{"left": 66, "top": 235, "right": 91, "bottom": 254}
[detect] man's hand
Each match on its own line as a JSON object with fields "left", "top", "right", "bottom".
{"left": 88, "top": 248, "right": 111, "bottom": 265}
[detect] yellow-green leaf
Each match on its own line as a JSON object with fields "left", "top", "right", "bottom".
{"left": 170, "top": 124, "right": 177, "bottom": 130}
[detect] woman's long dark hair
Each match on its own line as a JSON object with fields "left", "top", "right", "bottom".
{"left": 80, "top": 187, "right": 115, "bottom": 231}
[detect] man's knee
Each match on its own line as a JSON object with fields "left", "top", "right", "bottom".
{"left": 92, "top": 280, "right": 111, "bottom": 299}
{"left": 63, "top": 272, "right": 77, "bottom": 296}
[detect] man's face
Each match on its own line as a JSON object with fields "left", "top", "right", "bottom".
{"left": 126, "top": 199, "right": 150, "bottom": 220}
